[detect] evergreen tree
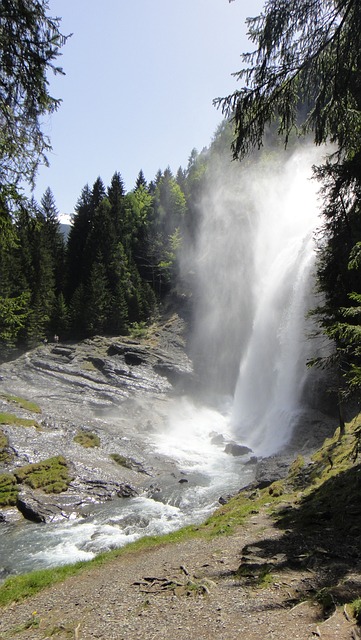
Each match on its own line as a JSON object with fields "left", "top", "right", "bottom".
{"left": 0, "top": 291, "right": 30, "bottom": 352}
{"left": 135, "top": 170, "right": 147, "bottom": 190}
{"left": 40, "top": 187, "right": 66, "bottom": 293}
{"left": 107, "top": 172, "right": 128, "bottom": 250}
{"left": 126, "top": 185, "right": 155, "bottom": 285}
{"left": 108, "top": 281, "right": 128, "bottom": 335}
{"left": 149, "top": 170, "right": 187, "bottom": 296}
{"left": 66, "top": 184, "right": 93, "bottom": 300}
{"left": 51, "top": 292, "right": 70, "bottom": 338}
{"left": 69, "top": 284, "right": 86, "bottom": 337}
{"left": 216, "top": 0, "right": 361, "bottom": 162}
{"left": 85, "top": 258, "right": 111, "bottom": 336}
{"left": 0, "top": 0, "right": 68, "bottom": 202}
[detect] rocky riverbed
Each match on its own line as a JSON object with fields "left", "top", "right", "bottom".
{"left": 0, "top": 312, "right": 338, "bottom": 578}
{"left": 0, "top": 315, "right": 199, "bottom": 522}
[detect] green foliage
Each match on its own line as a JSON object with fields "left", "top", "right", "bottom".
{"left": 0, "top": 291, "right": 30, "bottom": 347}
{"left": 216, "top": 0, "right": 361, "bottom": 160}
{"left": 351, "top": 598, "right": 361, "bottom": 624}
{"left": 14, "top": 456, "right": 71, "bottom": 493}
{"left": 0, "top": 429, "right": 10, "bottom": 463}
{"left": 73, "top": 430, "right": 100, "bottom": 448}
{"left": 110, "top": 453, "right": 132, "bottom": 468}
{"left": 128, "top": 321, "right": 148, "bottom": 339}
{"left": 0, "top": 412, "right": 41, "bottom": 429}
{"left": 51, "top": 292, "right": 70, "bottom": 337}
{"left": 0, "top": 473, "right": 19, "bottom": 506}
{"left": 1, "top": 393, "right": 42, "bottom": 413}
{"left": 85, "top": 259, "right": 112, "bottom": 336}
{"left": 0, "top": 0, "right": 68, "bottom": 197}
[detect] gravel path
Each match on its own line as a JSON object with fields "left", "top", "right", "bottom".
{"left": 0, "top": 509, "right": 358, "bottom": 640}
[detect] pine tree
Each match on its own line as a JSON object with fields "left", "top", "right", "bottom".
{"left": 66, "top": 184, "right": 92, "bottom": 301}
{"left": 216, "top": 1, "right": 361, "bottom": 162}
{"left": 81, "top": 177, "right": 107, "bottom": 279}
{"left": 0, "top": 291, "right": 30, "bottom": 353}
{"left": 69, "top": 284, "right": 86, "bottom": 337}
{"left": 135, "top": 170, "right": 147, "bottom": 191}
{"left": 40, "top": 187, "right": 66, "bottom": 293}
{"left": 51, "top": 292, "right": 69, "bottom": 338}
{"left": 85, "top": 258, "right": 111, "bottom": 336}
{"left": 0, "top": 0, "right": 68, "bottom": 201}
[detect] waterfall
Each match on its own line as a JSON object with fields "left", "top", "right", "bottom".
{"left": 0, "top": 146, "right": 331, "bottom": 579}
{"left": 190, "top": 145, "right": 327, "bottom": 457}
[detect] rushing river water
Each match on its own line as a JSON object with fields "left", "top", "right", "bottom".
{"left": 0, "top": 399, "right": 255, "bottom": 578}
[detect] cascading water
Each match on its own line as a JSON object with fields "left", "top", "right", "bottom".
{"left": 191, "top": 145, "right": 328, "bottom": 457}
{"left": 0, "top": 145, "right": 331, "bottom": 580}
{"left": 230, "top": 150, "right": 324, "bottom": 455}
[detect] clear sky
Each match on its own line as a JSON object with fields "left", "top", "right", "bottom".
{"left": 32, "top": 0, "right": 264, "bottom": 214}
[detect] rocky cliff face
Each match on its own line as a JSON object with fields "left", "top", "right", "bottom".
{"left": 0, "top": 314, "right": 195, "bottom": 523}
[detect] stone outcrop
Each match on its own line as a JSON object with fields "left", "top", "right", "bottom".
{"left": 0, "top": 314, "right": 194, "bottom": 524}
{"left": 16, "top": 480, "right": 138, "bottom": 524}
{"left": 224, "top": 442, "right": 253, "bottom": 457}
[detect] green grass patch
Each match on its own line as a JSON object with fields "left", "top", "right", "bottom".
{"left": 0, "top": 473, "right": 18, "bottom": 506}
{"left": 201, "top": 490, "right": 263, "bottom": 537}
{"left": 351, "top": 597, "right": 361, "bottom": 624}
{"left": 274, "top": 416, "right": 361, "bottom": 535}
{"left": 73, "top": 430, "right": 100, "bottom": 448}
{"left": 0, "top": 562, "right": 87, "bottom": 607}
{"left": 110, "top": 453, "right": 132, "bottom": 468}
{"left": 0, "top": 428, "right": 12, "bottom": 463}
{"left": 0, "top": 412, "right": 41, "bottom": 429}
{"left": 0, "top": 394, "right": 42, "bottom": 414}
{"left": 14, "top": 456, "right": 71, "bottom": 494}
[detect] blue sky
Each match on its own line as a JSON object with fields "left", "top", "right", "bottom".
{"left": 33, "top": 0, "right": 264, "bottom": 214}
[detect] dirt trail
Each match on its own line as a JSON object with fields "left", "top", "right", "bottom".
{"left": 0, "top": 508, "right": 359, "bottom": 640}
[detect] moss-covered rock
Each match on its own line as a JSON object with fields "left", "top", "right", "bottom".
{"left": 0, "top": 413, "right": 41, "bottom": 429}
{"left": 0, "top": 473, "right": 19, "bottom": 506}
{"left": 110, "top": 453, "right": 132, "bottom": 469}
{"left": 0, "top": 394, "right": 42, "bottom": 414}
{"left": 73, "top": 430, "right": 100, "bottom": 448}
{"left": 14, "top": 456, "right": 71, "bottom": 494}
{"left": 0, "top": 429, "right": 12, "bottom": 463}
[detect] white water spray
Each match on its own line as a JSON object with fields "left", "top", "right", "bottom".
{"left": 0, "top": 149, "right": 330, "bottom": 581}
{"left": 191, "top": 145, "right": 327, "bottom": 456}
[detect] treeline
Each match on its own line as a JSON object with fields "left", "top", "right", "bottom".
{"left": 0, "top": 146, "right": 208, "bottom": 352}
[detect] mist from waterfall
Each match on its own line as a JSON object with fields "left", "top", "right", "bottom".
{"left": 0, "top": 145, "right": 333, "bottom": 579}
{"left": 189, "top": 144, "right": 328, "bottom": 457}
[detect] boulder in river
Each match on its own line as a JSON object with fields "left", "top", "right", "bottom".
{"left": 224, "top": 442, "right": 253, "bottom": 457}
